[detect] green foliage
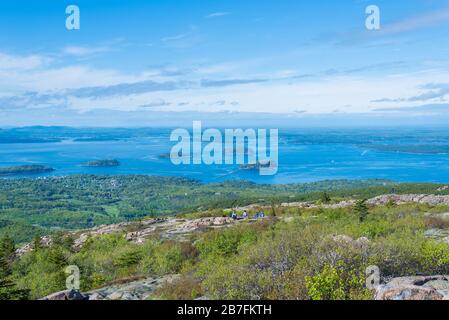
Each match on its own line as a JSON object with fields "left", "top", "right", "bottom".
{"left": 0, "top": 176, "right": 407, "bottom": 243}
{"left": 354, "top": 199, "right": 369, "bottom": 223}
{"left": 12, "top": 245, "right": 69, "bottom": 299}
{"left": 424, "top": 216, "right": 449, "bottom": 230}
{"left": 152, "top": 242, "right": 185, "bottom": 275}
{"left": 198, "top": 203, "right": 449, "bottom": 300}
{"left": 3, "top": 175, "right": 449, "bottom": 300}
{"left": 154, "top": 275, "right": 203, "bottom": 300}
{"left": 420, "top": 242, "right": 449, "bottom": 274}
{"left": 0, "top": 235, "right": 29, "bottom": 300}
{"left": 114, "top": 249, "right": 142, "bottom": 269}
{"left": 305, "top": 264, "right": 346, "bottom": 300}
{"left": 197, "top": 228, "right": 256, "bottom": 258}
{"left": 320, "top": 192, "right": 331, "bottom": 204}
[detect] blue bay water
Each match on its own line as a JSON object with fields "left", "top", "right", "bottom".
{"left": 1, "top": 127, "right": 449, "bottom": 184}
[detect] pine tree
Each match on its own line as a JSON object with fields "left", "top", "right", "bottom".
{"left": 270, "top": 199, "right": 278, "bottom": 217}
{"left": 354, "top": 199, "right": 369, "bottom": 223}
{"left": 48, "top": 248, "right": 67, "bottom": 269}
{"left": 0, "top": 254, "right": 15, "bottom": 299}
{"left": 320, "top": 192, "right": 331, "bottom": 204}
{"left": 32, "top": 235, "right": 42, "bottom": 251}
{"left": 0, "top": 235, "right": 15, "bottom": 265}
{"left": 0, "top": 235, "right": 29, "bottom": 300}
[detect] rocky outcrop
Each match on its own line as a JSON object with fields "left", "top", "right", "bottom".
{"left": 15, "top": 235, "right": 53, "bottom": 256}
{"left": 72, "top": 218, "right": 164, "bottom": 249}
{"left": 40, "top": 275, "right": 179, "bottom": 300}
{"left": 234, "top": 194, "right": 449, "bottom": 213}
{"left": 331, "top": 235, "right": 370, "bottom": 249}
{"left": 424, "top": 229, "right": 449, "bottom": 243}
{"left": 375, "top": 276, "right": 449, "bottom": 300}
{"left": 167, "top": 217, "right": 234, "bottom": 234}
{"left": 279, "top": 200, "right": 356, "bottom": 210}
{"left": 368, "top": 194, "right": 449, "bottom": 206}
{"left": 41, "top": 289, "right": 89, "bottom": 301}
{"left": 86, "top": 275, "right": 180, "bottom": 300}
{"left": 16, "top": 219, "right": 163, "bottom": 256}
{"left": 18, "top": 217, "right": 236, "bottom": 256}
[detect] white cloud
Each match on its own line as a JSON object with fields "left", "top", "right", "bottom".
{"left": 206, "top": 12, "right": 231, "bottom": 18}
{"left": 161, "top": 27, "right": 204, "bottom": 49}
{"left": 0, "top": 65, "right": 140, "bottom": 92}
{"left": 2, "top": 50, "right": 449, "bottom": 117}
{"left": 52, "top": 70, "right": 448, "bottom": 115}
{"left": 0, "top": 52, "right": 50, "bottom": 71}
{"left": 63, "top": 45, "right": 112, "bottom": 57}
{"left": 380, "top": 8, "right": 449, "bottom": 35}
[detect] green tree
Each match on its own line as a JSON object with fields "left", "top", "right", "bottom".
{"left": 48, "top": 248, "right": 67, "bottom": 269}
{"left": 354, "top": 199, "right": 369, "bottom": 223}
{"left": 320, "top": 192, "right": 331, "bottom": 204}
{"left": 0, "top": 235, "right": 29, "bottom": 300}
{"left": 270, "top": 199, "right": 279, "bottom": 217}
{"left": 0, "top": 235, "right": 15, "bottom": 263}
{"left": 32, "top": 235, "right": 42, "bottom": 251}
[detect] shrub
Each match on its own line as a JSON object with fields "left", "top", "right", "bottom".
{"left": 424, "top": 216, "right": 449, "bottom": 230}
{"left": 320, "top": 192, "right": 331, "bottom": 204}
{"left": 152, "top": 242, "right": 187, "bottom": 275}
{"left": 154, "top": 275, "right": 203, "bottom": 300}
{"left": 420, "top": 241, "right": 449, "bottom": 274}
{"left": 114, "top": 249, "right": 142, "bottom": 268}
{"left": 305, "top": 264, "right": 346, "bottom": 300}
{"left": 196, "top": 224, "right": 263, "bottom": 259}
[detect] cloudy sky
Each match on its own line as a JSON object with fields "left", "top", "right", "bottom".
{"left": 1, "top": 0, "right": 449, "bottom": 126}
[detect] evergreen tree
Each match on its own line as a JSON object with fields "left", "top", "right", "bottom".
{"left": 0, "top": 235, "right": 29, "bottom": 300}
{"left": 320, "top": 192, "right": 331, "bottom": 204}
{"left": 0, "top": 235, "right": 15, "bottom": 264}
{"left": 270, "top": 199, "right": 279, "bottom": 217}
{"left": 32, "top": 235, "right": 42, "bottom": 251}
{"left": 48, "top": 248, "right": 67, "bottom": 269}
{"left": 354, "top": 199, "right": 369, "bottom": 223}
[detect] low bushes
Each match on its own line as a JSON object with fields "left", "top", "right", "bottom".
{"left": 7, "top": 203, "right": 449, "bottom": 300}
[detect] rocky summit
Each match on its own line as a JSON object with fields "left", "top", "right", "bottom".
{"left": 375, "top": 276, "right": 449, "bottom": 300}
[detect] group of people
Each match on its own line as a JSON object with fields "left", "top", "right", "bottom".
{"left": 230, "top": 210, "right": 265, "bottom": 220}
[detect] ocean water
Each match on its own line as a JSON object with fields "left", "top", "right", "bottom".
{"left": 1, "top": 127, "right": 449, "bottom": 184}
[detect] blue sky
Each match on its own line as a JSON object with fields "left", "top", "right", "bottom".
{"left": 1, "top": 0, "right": 449, "bottom": 126}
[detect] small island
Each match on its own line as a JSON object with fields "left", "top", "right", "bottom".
{"left": 81, "top": 159, "right": 120, "bottom": 167}
{"left": 0, "top": 165, "right": 55, "bottom": 175}
{"left": 239, "top": 160, "right": 272, "bottom": 171}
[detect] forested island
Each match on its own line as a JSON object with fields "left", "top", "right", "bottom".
{"left": 0, "top": 165, "right": 54, "bottom": 175}
{"left": 239, "top": 160, "right": 272, "bottom": 171}
{"left": 81, "top": 159, "right": 120, "bottom": 167}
